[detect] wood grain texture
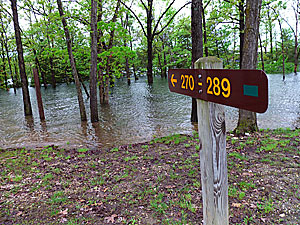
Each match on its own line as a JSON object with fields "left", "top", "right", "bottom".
{"left": 195, "top": 57, "right": 228, "bottom": 225}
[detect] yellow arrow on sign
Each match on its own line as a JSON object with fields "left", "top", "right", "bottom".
{"left": 171, "top": 74, "right": 177, "bottom": 87}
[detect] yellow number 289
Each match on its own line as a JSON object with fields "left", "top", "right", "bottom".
{"left": 206, "top": 76, "right": 231, "bottom": 98}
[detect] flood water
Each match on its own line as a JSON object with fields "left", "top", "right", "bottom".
{"left": 0, "top": 73, "right": 299, "bottom": 149}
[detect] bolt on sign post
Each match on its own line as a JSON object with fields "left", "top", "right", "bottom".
{"left": 168, "top": 56, "right": 268, "bottom": 225}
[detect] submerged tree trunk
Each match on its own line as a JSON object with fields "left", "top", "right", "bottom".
{"left": 161, "top": 35, "right": 167, "bottom": 79}
{"left": 90, "top": 0, "right": 99, "bottom": 123}
{"left": 49, "top": 56, "right": 56, "bottom": 88}
{"left": 236, "top": 0, "right": 262, "bottom": 134}
{"left": 146, "top": 0, "right": 154, "bottom": 84}
{"left": 33, "top": 49, "right": 47, "bottom": 89}
{"left": 0, "top": 14, "right": 14, "bottom": 91}
{"left": 11, "top": 0, "right": 32, "bottom": 116}
{"left": 1, "top": 39, "right": 8, "bottom": 89}
{"left": 191, "top": 0, "right": 203, "bottom": 123}
{"left": 147, "top": 37, "right": 154, "bottom": 84}
{"left": 77, "top": 71, "right": 90, "bottom": 98}
{"left": 267, "top": 10, "right": 273, "bottom": 60}
{"left": 294, "top": 2, "right": 299, "bottom": 74}
{"left": 157, "top": 51, "right": 163, "bottom": 78}
{"left": 125, "top": 56, "right": 131, "bottom": 85}
{"left": 259, "top": 33, "right": 264, "bottom": 71}
{"left": 57, "top": 0, "right": 87, "bottom": 121}
{"left": 278, "top": 19, "right": 285, "bottom": 80}
{"left": 128, "top": 26, "right": 138, "bottom": 81}
{"left": 13, "top": 56, "right": 19, "bottom": 86}
{"left": 98, "top": 0, "right": 120, "bottom": 104}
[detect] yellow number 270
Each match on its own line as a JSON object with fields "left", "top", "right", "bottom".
{"left": 206, "top": 76, "right": 231, "bottom": 98}
{"left": 181, "top": 75, "right": 194, "bottom": 91}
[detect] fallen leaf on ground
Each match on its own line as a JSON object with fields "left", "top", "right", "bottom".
{"left": 60, "top": 208, "right": 68, "bottom": 216}
{"left": 232, "top": 203, "right": 241, "bottom": 208}
{"left": 105, "top": 214, "right": 118, "bottom": 223}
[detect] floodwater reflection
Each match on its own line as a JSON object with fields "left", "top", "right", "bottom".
{"left": 0, "top": 74, "right": 299, "bottom": 149}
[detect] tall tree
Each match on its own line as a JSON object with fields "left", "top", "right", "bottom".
{"left": 293, "top": 1, "right": 299, "bottom": 74}
{"left": 98, "top": 0, "right": 121, "bottom": 104}
{"left": 202, "top": 0, "right": 211, "bottom": 57}
{"left": 238, "top": 0, "right": 245, "bottom": 69}
{"left": 191, "top": 0, "right": 203, "bottom": 122}
{"left": 235, "top": 0, "right": 262, "bottom": 133}
{"left": 56, "top": 0, "right": 87, "bottom": 121}
{"left": 90, "top": 0, "right": 99, "bottom": 122}
{"left": 11, "top": 0, "right": 32, "bottom": 116}
{"left": 122, "top": 0, "right": 190, "bottom": 84}
{"left": 281, "top": 0, "right": 299, "bottom": 74}
{"left": 1, "top": 38, "right": 7, "bottom": 89}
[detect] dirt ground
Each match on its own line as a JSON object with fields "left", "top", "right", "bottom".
{"left": 0, "top": 128, "right": 299, "bottom": 224}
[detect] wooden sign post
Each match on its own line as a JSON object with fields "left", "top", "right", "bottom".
{"left": 168, "top": 56, "right": 268, "bottom": 224}
{"left": 195, "top": 57, "right": 228, "bottom": 225}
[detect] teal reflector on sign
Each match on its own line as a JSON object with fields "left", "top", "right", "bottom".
{"left": 243, "top": 85, "right": 258, "bottom": 97}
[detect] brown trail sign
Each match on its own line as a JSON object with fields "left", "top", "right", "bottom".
{"left": 168, "top": 57, "right": 268, "bottom": 225}
{"left": 168, "top": 68, "right": 268, "bottom": 113}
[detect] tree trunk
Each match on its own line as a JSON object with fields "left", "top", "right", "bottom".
{"left": 239, "top": 0, "right": 245, "bottom": 69}
{"left": 157, "top": 51, "right": 163, "bottom": 78}
{"left": 278, "top": 19, "right": 285, "bottom": 80}
{"left": 57, "top": 0, "right": 87, "bottom": 121}
{"left": 133, "top": 63, "right": 138, "bottom": 81}
{"left": 259, "top": 33, "right": 264, "bottom": 71}
{"left": 97, "top": 0, "right": 104, "bottom": 104}
{"left": 104, "top": 71, "right": 109, "bottom": 104}
{"left": 90, "top": 0, "right": 99, "bottom": 123}
{"left": 146, "top": 0, "right": 154, "bottom": 84}
{"left": 34, "top": 49, "right": 47, "bottom": 89}
{"left": 13, "top": 56, "right": 19, "bottom": 86}
{"left": 202, "top": 6, "right": 208, "bottom": 57}
{"left": 191, "top": 0, "right": 204, "bottom": 123}
{"left": 125, "top": 56, "right": 131, "bottom": 85}
{"left": 128, "top": 27, "right": 138, "bottom": 81}
{"left": 267, "top": 10, "right": 273, "bottom": 60}
{"left": 147, "top": 36, "right": 154, "bottom": 84}
{"left": 160, "top": 35, "right": 167, "bottom": 79}
{"left": 1, "top": 39, "right": 7, "bottom": 89}
{"left": 98, "top": 0, "right": 120, "bottom": 103}
{"left": 33, "top": 67, "right": 45, "bottom": 121}
{"left": 43, "top": 10, "right": 56, "bottom": 88}
{"left": 49, "top": 56, "right": 56, "bottom": 88}
{"left": 122, "top": 13, "right": 132, "bottom": 85}
{"left": 0, "top": 13, "right": 15, "bottom": 92}
{"left": 236, "top": 0, "right": 262, "bottom": 134}
{"left": 294, "top": 4, "right": 298, "bottom": 74}
{"left": 77, "top": 70, "right": 90, "bottom": 98}
{"left": 11, "top": 0, "right": 32, "bottom": 116}
{"left": 163, "top": 51, "right": 167, "bottom": 78}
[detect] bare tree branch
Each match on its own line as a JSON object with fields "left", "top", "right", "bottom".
{"left": 120, "top": 1, "right": 147, "bottom": 37}
{"left": 203, "top": 0, "right": 212, "bottom": 9}
{"left": 154, "top": 1, "right": 191, "bottom": 37}
{"left": 139, "top": 0, "right": 148, "bottom": 13}
{"left": 152, "top": 0, "right": 176, "bottom": 36}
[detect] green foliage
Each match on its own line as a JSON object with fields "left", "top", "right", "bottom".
{"left": 260, "top": 55, "right": 295, "bottom": 74}
{"left": 0, "top": 0, "right": 296, "bottom": 90}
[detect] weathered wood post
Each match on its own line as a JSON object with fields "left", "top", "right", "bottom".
{"left": 168, "top": 56, "right": 268, "bottom": 225}
{"left": 195, "top": 56, "right": 228, "bottom": 225}
{"left": 33, "top": 67, "right": 45, "bottom": 121}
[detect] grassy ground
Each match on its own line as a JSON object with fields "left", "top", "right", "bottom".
{"left": 0, "top": 128, "right": 299, "bottom": 224}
